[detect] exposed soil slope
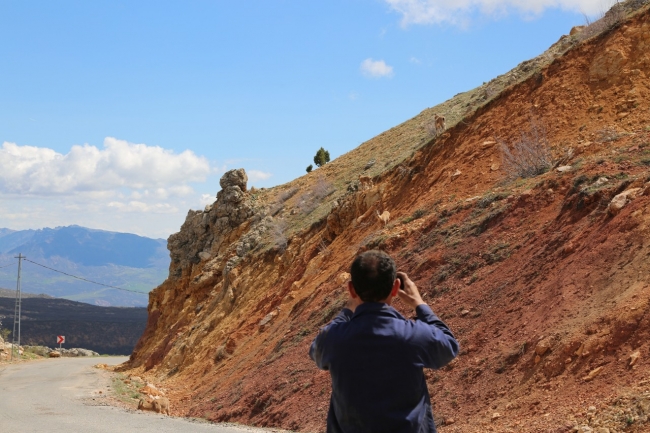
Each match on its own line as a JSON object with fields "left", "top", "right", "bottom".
{"left": 123, "top": 3, "right": 650, "bottom": 432}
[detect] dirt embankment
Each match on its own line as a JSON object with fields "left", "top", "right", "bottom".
{"left": 122, "top": 3, "right": 650, "bottom": 432}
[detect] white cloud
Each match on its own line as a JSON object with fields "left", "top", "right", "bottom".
{"left": 0, "top": 137, "right": 210, "bottom": 195}
{"left": 247, "top": 170, "right": 273, "bottom": 182}
{"left": 199, "top": 193, "right": 215, "bottom": 208}
{"left": 0, "top": 138, "right": 218, "bottom": 238}
{"left": 384, "top": 0, "right": 619, "bottom": 26}
{"left": 360, "top": 58, "right": 394, "bottom": 78}
{"left": 107, "top": 201, "right": 178, "bottom": 214}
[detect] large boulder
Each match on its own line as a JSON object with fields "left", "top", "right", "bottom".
{"left": 608, "top": 188, "right": 641, "bottom": 216}
{"left": 219, "top": 168, "right": 248, "bottom": 192}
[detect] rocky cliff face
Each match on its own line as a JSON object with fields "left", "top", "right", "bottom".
{"left": 126, "top": 3, "right": 650, "bottom": 432}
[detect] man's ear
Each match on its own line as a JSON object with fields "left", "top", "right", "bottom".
{"left": 390, "top": 278, "right": 400, "bottom": 297}
{"left": 348, "top": 281, "right": 359, "bottom": 298}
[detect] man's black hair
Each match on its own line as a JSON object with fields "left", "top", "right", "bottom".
{"left": 350, "top": 250, "right": 397, "bottom": 302}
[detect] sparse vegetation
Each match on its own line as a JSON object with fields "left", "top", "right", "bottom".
{"left": 476, "top": 192, "right": 509, "bottom": 209}
{"left": 596, "top": 126, "right": 627, "bottom": 143}
{"left": 500, "top": 120, "right": 552, "bottom": 179}
{"left": 402, "top": 208, "right": 427, "bottom": 224}
{"left": 296, "top": 177, "right": 335, "bottom": 214}
{"left": 214, "top": 345, "right": 228, "bottom": 363}
{"left": 306, "top": 164, "right": 313, "bottom": 173}
{"left": 270, "top": 187, "right": 299, "bottom": 216}
{"left": 577, "top": 3, "right": 626, "bottom": 42}
{"left": 111, "top": 374, "right": 143, "bottom": 404}
{"left": 268, "top": 219, "right": 288, "bottom": 252}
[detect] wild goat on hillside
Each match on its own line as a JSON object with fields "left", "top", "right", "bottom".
{"left": 434, "top": 114, "right": 446, "bottom": 135}
{"left": 359, "top": 175, "right": 373, "bottom": 190}
{"left": 375, "top": 210, "right": 390, "bottom": 227}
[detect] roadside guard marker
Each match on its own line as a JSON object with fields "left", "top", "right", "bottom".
{"left": 57, "top": 335, "right": 65, "bottom": 349}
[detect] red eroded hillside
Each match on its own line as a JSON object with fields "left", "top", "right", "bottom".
{"left": 121, "top": 3, "right": 650, "bottom": 432}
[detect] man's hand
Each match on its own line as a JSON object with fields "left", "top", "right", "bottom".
{"left": 396, "top": 272, "right": 425, "bottom": 309}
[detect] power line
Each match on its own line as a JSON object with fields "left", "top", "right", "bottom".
{"left": 0, "top": 263, "right": 15, "bottom": 269}
{"left": 22, "top": 258, "right": 145, "bottom": 294}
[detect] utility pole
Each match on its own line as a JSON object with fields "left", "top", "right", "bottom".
{"left": 11, "top": 253, "right": 24, "bottom": 361}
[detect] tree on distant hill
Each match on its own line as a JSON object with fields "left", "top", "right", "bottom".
{"left": 306, "top": 164, "right": 313, "bottom": 173}
{"left": 313, "top": 147, "right": 330, "bottom": 167}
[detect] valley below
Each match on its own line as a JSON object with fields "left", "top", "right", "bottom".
{"left": 0, "top": 294, "right": 147, "bottom": 355}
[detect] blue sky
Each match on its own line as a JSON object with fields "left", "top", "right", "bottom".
{"left": 0, "top": 0, "right": 616, "bottom": 238}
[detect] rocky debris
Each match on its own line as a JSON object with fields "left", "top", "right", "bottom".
{"left": 22, "top": 345, "right": 99, "bottom": 357}
{"left": 1, "top": 343, "right": 24, "bottom": 356}
{"left": 556, "top": 165, "right": 572, "bottom": 173}
{"left": 629, "top": 350, "right": 641, "bottom": 366}
{"left": 259, "top": 310, "right": 279, "bottom": 329}
{"left": 570, "top": 25, "right": 586, "bottom": 35}
{"left": 570, "top": 390, "right": 650, "bottom": 432}
{"left": 607, "top": 188, "right": 642, "bottom": 215}
{"left": 535, "top": 338, "right": 552, "bottom": 356}
{"left": 0, "top": 341, "right": 12, "bottom": 359}
{"left": 593, "top": 177, "right": 609, "bottom": 188}
{"left": 450, "top": 169, "right": 462, "bottom": 181}
{"left": 583, "top": 366, "right": 604, "bottom": 381}
{"left": 336, "top": 272, "right": 351, "bottom": 286}
{"left": 60, "top": 348, "right": 99, "bottom": 357}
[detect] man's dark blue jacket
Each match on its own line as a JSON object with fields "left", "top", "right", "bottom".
{"left": 309, "top": 302, "right": 459, "bottom": 433}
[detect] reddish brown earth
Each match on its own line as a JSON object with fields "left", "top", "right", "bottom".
{"left": 120, "top": 3, "right": 650, "bottom": 432}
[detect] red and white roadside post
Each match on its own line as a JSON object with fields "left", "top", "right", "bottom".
{"left": 57, "top": 335, "right": 65, "bottom": 350}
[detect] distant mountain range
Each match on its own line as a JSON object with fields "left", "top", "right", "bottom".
{"left": 0, "top": 226, "right": 169, "bottom": 307}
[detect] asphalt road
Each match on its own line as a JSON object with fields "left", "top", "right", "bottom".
{"left": 0, "top": 357, "right": 273, "bottom": 433}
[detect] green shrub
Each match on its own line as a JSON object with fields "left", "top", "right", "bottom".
{"left": 313, "top": 147, "right": 330, "bottom": 167}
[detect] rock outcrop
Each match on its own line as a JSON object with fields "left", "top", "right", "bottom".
{"left": 168, "top": 169, "right": 257, "bottom": 272}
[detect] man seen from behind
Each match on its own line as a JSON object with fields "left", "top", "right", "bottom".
{"left": 309, "top": 250, "right": 459, "bottom": 433}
